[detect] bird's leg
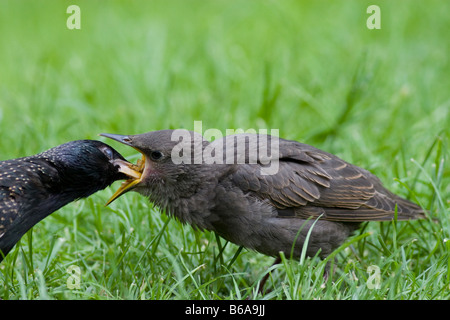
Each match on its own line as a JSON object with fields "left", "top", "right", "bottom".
{"left": 322, "top": 257, "right": 337, "bottom": 286}
{"left": 323, "top": 262, "right": 331, "bottom": 284}
{"left": 258, "top": 256, "right": 281, "bottom": 294}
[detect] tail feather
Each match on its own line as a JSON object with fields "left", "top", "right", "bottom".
{"left": 289, "top": 193, "right": 425, "bottom": 222}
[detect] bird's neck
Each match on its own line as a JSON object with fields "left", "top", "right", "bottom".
{"left": 138, "top": 166, "right": 235, "bottom": 230}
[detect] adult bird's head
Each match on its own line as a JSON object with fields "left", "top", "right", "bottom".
{"left": 0, "top": 140, "right": 137, "bottom": 260}
{"left": 100, "top": 130, "right": 214, "bottom": 206}
{"left": 37, "top": 140, "right": 136, "bottom": 198}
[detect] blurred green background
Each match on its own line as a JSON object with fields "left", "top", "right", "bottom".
{"left": 1, "top": 1, "right": 448, "bottom": 155}
{"left": 0, "top": 0, "right": 449, "bottom": 299}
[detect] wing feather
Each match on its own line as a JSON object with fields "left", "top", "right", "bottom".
{"left": 231, "top": 136, "right": 424, "bottom": 222}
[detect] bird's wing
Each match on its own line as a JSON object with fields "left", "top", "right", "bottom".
{"left": 231, "top": 137, "right": 424, "bottom": 222}
{"left": 0, "top": 160, "right": 24, "bottom": 235}
{"left": 0, "top": 158, "right": 59, "bottom": 235}
{"left": 0, "top": 185, "right": 22, "bottom": 234}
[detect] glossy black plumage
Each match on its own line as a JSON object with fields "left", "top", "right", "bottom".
{"left": 0, "top": 140, "right": 129, "bottom": 260}
{"left": 103, "top": 131, "right": 424, "bottom": 264}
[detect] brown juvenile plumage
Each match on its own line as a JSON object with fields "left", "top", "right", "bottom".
{"left": 102, "top": 131, "right": 424, "bottom": 268}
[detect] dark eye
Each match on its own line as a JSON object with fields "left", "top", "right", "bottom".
{"left": 150, "top": 150, "right": 163, "bottom": 161}
{"left": 101, "top": 147, "right": 114, "bottom": 159}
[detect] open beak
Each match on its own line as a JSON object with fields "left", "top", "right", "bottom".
{"left": 100, "top": 133, "right": 146, "bottom": 206}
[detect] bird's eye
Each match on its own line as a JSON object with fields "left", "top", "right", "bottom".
{"left": 102, "top": 147, "right": 114, "bottom": 159}
{"left": 150, "top": 150, "right": 163, "bottom": 161}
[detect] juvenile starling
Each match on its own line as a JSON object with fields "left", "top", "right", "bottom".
{"left": 102, "top": 131, "right": 424, "bottom": 270}
{"left": 0, "top": 140, "right": 133, "bottom": 261}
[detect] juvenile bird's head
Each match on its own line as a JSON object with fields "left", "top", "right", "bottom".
{"left": 100, "top": 130, "right": 215, "bottom": 206}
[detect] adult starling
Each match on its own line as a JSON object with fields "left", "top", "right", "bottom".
{"left": 0, "top": 140, "right": 134, "bottom": 261}
{"left": 102, "top": 131, "right": 424, "bottom": 271}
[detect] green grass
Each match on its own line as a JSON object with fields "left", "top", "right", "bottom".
{"left": 0, "top": 0, "right": 449, "bottom": 300}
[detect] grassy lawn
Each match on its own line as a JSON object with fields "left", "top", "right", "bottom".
{"left": 0, "top": 0, "right": 449, "bottom": 300}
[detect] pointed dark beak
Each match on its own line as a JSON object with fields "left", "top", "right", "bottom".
{"left": 100, "top": 133, "right": 133, "bottom": 147}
